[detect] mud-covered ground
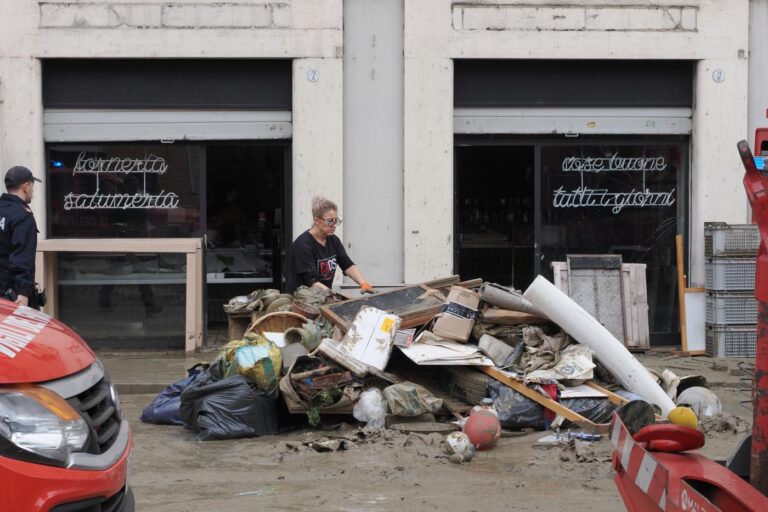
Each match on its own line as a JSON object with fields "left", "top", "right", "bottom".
{"left": 123, "top": 356, "right": 754, "bottom": 512}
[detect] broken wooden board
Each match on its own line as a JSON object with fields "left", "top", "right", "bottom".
{"left": 321, "top": 284, "right": 447, "bottom": 333}
{"left": 480, "top": 307, "right": 548, "bottom": 325}
{"left": 480, "top": 366, "right": 611, "bottom": 434}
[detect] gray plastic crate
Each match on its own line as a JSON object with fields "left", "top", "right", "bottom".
{"left": 705, "top": 324, "right": 756, "bottom": 358}
{"left": 705, "top": 291, "right": 758, "bottom": 324}
{"left": 704, "top": 222, "right": 759, "bottom": 257}
{"left": 705, "top": 258, "right": 756, "bottom": 291}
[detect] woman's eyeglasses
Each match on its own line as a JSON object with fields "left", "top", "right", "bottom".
{"left": 319, "top": 217, "right": 342, "bottom": 227}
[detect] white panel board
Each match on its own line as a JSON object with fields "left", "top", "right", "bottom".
{"left": 684, "top": 290, "right": 706, "bottom": 352}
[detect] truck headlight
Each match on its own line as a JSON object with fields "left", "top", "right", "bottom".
{"left": 0, "top": 385, "right": 89, "bottom": 466}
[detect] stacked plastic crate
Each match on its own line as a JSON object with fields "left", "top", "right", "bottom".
{"left": 705, "top": 222, "right": 760, "bottom": 358}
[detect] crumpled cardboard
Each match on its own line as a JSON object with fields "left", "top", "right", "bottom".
{"left": 432, "top": 286, "right": 480, "bottom": 342}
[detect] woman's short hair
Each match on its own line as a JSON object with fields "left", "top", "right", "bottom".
{"left": 312, "top": 196, "right": 338, "bottom": 218}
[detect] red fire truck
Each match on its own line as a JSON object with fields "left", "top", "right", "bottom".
{"left": 0, "top": 300, "right": 133, "bottom": 511}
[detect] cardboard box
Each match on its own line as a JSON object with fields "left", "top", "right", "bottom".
{"left": 432, "top": 286, "right": 480, "bottom": 342}
{"left": 336, "top": 306, "right": 401, "bottom": 371}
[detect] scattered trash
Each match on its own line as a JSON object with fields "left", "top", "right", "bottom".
{"left": 383, "top": 382, "right": 443, "bottom": 417}
{"left": 353, "top": 388, "right": 388, "bottom": 429}
{"left": 444, "top": 431, "right": 475, "bottom": 463}
{"left": 464, "top": 408, "right": 501, "bottom": 450}
{"left": 676, "top": 386, "right": 722, "bottom": 419}
{"left": 149, "top": 275, "right": 741, "bottom": 478}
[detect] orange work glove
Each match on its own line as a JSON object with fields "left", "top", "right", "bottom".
{"left": 360, "top": 282, "right": 375, "bottom": 294}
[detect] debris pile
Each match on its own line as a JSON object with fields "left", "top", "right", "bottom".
{"left": 142, "top": 275, "right": 726, "bottom": 465}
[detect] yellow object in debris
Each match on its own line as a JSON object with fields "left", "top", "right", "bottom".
{"left": 668, "top": 406, "right": 699, "bottom": 429}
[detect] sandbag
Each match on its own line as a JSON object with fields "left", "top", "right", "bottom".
{"left": 179, "top": 375, "right": 278, "bottom": 441}
{"left": 140, "top": 372, "right": 207, "bottom": 425}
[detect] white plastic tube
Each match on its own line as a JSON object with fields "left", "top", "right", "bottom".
{"left": 524, "top": 275, "right": 675, "bottom": 417}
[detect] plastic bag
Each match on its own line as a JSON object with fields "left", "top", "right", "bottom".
{"left": 383, "top": 382, "right": 443, "bottom": 417}
{"left": 215, "top": 334, "right": 282, "bottom": 396}
{"left": 489, "top": 380, "right": 545, "bottom": 429}
{"left": 490, "top": 381, "right": 635, "bottom": 430}
{"left": 140, "top": 372, "right": 206, "bottom": 425}
{"left": 353, "top": 388, "right": 387, "bottom": 429}
{"left": 179, "top": 375, "right": 278, "bottom": 441}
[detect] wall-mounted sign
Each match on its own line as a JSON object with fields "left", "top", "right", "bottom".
{"left": 561, "top": 155, "right": 667, "bottom": 173}
{"left": 552, "top": 186, "right": 676, "bottom": 215}
{"left": 63, "top": 152, "right": 179, "bottom": 210}
{"left": 553, "top": 153, "right": 676, "bottom": 215}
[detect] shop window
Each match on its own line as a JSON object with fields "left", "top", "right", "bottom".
{"left": 57, "top": 252, "right": 186, "bottom": 348}
{"left": 539, "top": 144, "right": 685, "bottom": 342}
{"left": 455, "top": 145, "right": 535, "bottom": 289}
{"left": 46, "top": 143, "right": 203, "bottom": 238}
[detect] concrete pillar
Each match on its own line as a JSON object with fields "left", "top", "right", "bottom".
{"left": 403, "top": 58, "right": 453, "bottom": 283}
{"left": 291, "top": 58, "right": 344, "bottom": 241}
{"left": 749, "top": 0, "right": 768, "bottom": 144}
{"left": 690, "top": 58, "right": 750, "bottom": 285}
{"left": 343, "top": 0, "right": 404, "bottom": 286}
{"left": 0, "top": 58, "right": 46, "bottom": 236}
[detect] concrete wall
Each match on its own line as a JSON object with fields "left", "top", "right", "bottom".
{"left": 403, "top": 0, "right": 750, "bottom": 285}
{"left": 0, "top": 0, "right": 344, "bottom": 240}
{"left": 342, "top": 0, "right": 404, "bottom": 286}
{"left": 0, "top": 0, "right": 754, "bottom": 290}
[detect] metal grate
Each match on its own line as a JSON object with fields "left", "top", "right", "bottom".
{"left": 705, "top": 291, "right": 758, "bottom": 325}
{"left": 705, "top": 258, "right": 756, "bottom": 291}
{"left": 67, "top": 379, "right": 120, "bottom": 455}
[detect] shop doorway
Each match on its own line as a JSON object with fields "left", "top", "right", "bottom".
{"left": 455, "top": 137, "right": 688, "bottom": 345}
{"left": 455, "top": 145, "right": 536, "bottom": 289}
{"left": 205, "top": 143, "right": 290, "bottom": 336}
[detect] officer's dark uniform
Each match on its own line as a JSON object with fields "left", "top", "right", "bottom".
{"left": 0, "top": 189, "right": 38, "bottom": 303}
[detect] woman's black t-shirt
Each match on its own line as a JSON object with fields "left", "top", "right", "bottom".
{"left": 285, "top": 230, "right": 354, "bottom": 293}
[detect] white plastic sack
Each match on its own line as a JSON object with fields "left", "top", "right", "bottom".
{"left": 353, "top": 388, "right": 387, "bottom": 429}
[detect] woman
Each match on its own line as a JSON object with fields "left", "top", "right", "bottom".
{"left": 285, "top": 196, "right": 374, "bottom": 294}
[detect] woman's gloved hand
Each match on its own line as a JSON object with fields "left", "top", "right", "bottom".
{"left": 360, "top": 282, "right": 375, "bottom": 294}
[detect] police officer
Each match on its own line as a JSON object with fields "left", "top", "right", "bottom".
{"left": 0, "top": 166, "right": 41, "bottom": 308}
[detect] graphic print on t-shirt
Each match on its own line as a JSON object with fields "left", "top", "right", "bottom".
{"left": 318, "top": 256, "right": 337, "bottom": 280}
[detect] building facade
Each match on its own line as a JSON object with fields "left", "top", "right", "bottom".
{"left": 0, "top": 0, "right": 753, "bottom": 349}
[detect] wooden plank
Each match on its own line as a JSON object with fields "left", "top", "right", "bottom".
{"left": 551, "top": 261, "right": 569, "bottom": 294}
{"left": 38, "top": 237, "right": 202, "bottom": 253}
{"left": 676, "top": 234, "right": 689, "bottom": 353}
{"left": 620, "top": 265, "right": 636, "bottom": 348}
{"left": 634, "top": 264, "right": 650, "bottom": 349}
{"left": 584, "top": 382, "right": 630, "bottom": 407}
{"left": 185, "top": 253, "right": 197, "bottom": 353}
{"left": 481, "top": 307, "right": 547, "bottom": 325}
{"left": 479, "top": 366, "right": 609, "bottom": 433}
{"left": 195, "top": 243, "right": 204, "bottom": 349}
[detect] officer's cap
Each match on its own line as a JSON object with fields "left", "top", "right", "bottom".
{"left": 5, "top": 166, "right": 42, "bottom": 188}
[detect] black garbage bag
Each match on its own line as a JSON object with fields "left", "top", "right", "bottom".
{"left": 179, "top": 375, "right": 278, "bottom": 440}
{"left": 489, "top": 381, "right": 640, "bottom": 430}
{"left": 140, "top": 372, "right": 207, "bottom": 425}
{"left": 489, "top": 380, "right": 545, "bottom": 430}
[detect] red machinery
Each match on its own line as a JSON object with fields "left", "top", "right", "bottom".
{"left": 610, "top": 140, "right": 768, "bottom": 510}
{"left": 737, "top": 139, "right": 768, "bottom": 492}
